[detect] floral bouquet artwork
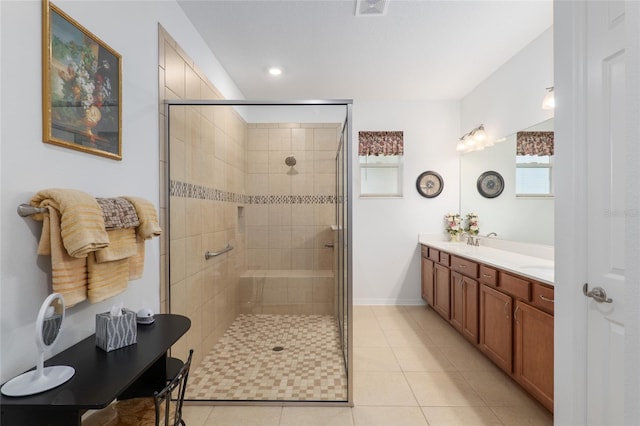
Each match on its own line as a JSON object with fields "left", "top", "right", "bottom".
{"left": 444, "top": 213, "right": 463, "bottom": 241}
{"left": 43, "top": 2, "right": 122, "bottom": 160}
{"left": 465, "top": 213, "right": 479, "bottom": 236}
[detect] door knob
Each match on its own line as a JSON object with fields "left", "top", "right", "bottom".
{"left": 583, "top": 283, "right": 613, "bottom": 303}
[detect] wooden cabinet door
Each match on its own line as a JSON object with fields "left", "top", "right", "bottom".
{"left": 433, "top": 263, "right": 450, "bottom": 319}
{"left": 462, "top": 276, "right": 479, "bottom": 344}
{"left": 450, "top": 271, "right": 464, "bottom": 332}
{"left": 421, "top": 256, "right": 434, "bottom": 306}
{"left": 514, "top": 300, "right": 554, "bottom": 412}
{"left": 451, "top": 272, "right": 479, "bottom": 344}
{"left": 479, "top": 284, "right": 513, "bottom": 373}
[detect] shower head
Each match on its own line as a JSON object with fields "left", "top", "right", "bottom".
{"left": 285, "top": 155, "right": 297, "bottom": 167}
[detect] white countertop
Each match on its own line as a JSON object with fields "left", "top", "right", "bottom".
{"left": 419, "top": 236, "right": 554, "bottom": 286}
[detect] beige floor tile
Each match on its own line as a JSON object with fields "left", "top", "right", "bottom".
{"left": 354, "top": 346, "right": 401, "bottom": 372}
{"left": 392, "top": 346, "right": 456, "bottom": 372}
{"left": 352, "top": 406, "right": 428, "bottom": 426}
{"left": 203, "top": 406, "right": 282, "bottom": 426}
{"left": 382, "top": 326, "right": 434, "bottom": 348}
{"left": 182, "top": 404, "right": 214, "bottom": 426}
{"left": 354, "top": 324, "right": 389, "bottom": 347}
{"left": 491, "top": 405, "right": 553, "bottom": 426}
{"left": 405, "top": 371, "right": 485, "bottom": 407}
{"left": 425, "top": 326, "right": 473, "bottom": 349}
{"left": 462, "top": 370, "right": 534, "bottom": 406}
{"left": 438, "top": 345, "right": 498, "bottom": 372}
{"left": 354, "top": 371, "right": 418, "bottom": 406}
{"left": 280, "top": 407, "right": 353, "bottom": 426}
{"left": 353, "top": 305, "right": 376, "bottom": 321}
{"left": 410, "top": 307, "right": 453, "bottom": 333}
{"left": 371, "top": 308, "right": 422, "bottom": 331}
{"left": 421, "top": 406, "right": 503, "bottom": 426}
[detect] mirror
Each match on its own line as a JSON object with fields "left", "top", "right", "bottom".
{"left": 460, "top": 119, "right": 554, "bottom": 245}
{"left": 1, "top": 293, "right": 75, "bottom": 396}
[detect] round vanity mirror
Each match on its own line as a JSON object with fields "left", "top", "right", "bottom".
{"left": 1, "top": 293, "right": 75, "bottom": 397}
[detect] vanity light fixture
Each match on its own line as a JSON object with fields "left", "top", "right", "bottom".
{"left": 456, "top": 125, "right": 490, "bottom": 153}
{"left": 542, "top": 86, "right": 555, "bottom": 110}
{"left": 268, "top": 67, "right": 283, "bottom": 76}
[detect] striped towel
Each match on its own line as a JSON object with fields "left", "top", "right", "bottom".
{"left": 121, "top": 196, "right": 162, "bottom": 240}
{"left": 31, "top": 189, "right": 109, "bottom": 258}
{"left": 87, "top": 253, "right": 129, "bottom": 304}
{"left": 94, "top": 228, "right": 137, "bottom": 263}
{"left": 37, "top": 207, "right": 88, "bottom": 307}
{"left": 128, "top": 235, "right": 146, "bottom": 281}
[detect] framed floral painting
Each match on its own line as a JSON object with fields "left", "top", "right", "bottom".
{"left": 42, "top": 0, "right": 122, "bottom": 160}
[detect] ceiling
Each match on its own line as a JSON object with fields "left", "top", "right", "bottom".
{"left": 177, "top": 1, "right": 553, "bottom": 101}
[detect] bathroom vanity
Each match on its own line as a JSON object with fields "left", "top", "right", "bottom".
{"left": 419, "top": 237, "right": 554, "bottom": 413}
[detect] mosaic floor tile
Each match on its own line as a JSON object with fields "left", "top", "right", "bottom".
{"left": 186, "top": 314, "right": 348, "bottom": 401}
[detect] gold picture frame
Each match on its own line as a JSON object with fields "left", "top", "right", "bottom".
{"left": 42, "top": 0, "right": 122, "bottom": 160}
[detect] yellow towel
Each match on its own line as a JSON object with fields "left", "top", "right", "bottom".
{"left": 38, "top": 207, "right": 88, "bottom": 307}
{"left": 31, "top": 189, "right": 109, "bottom": 258}
{"left": 87, "top": 253, "right": 129, "bottom": 304}
{"left": 95, "top": 228, "right": 137, "bottom": 263}
{"left": 121, "top": 196, "right": 162, "bottom": 240}
{"left": 128, "top": 235, "right": 146, "bottom": 281}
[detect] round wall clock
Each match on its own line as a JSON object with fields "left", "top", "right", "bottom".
{"left": 477, "top": 171, "right": 504, "bottom": 198}
{"left": 416, "top": 171, "right": 444, "bottom": 198}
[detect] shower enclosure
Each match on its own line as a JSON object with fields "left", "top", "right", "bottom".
{"left": 163, "top": 100, "right": 352, "bottom": 405}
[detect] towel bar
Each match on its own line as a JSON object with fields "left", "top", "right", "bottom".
{"left": 17, "top": 204, "right": 47, "bottom": 217}
{"left": 205, "top": 243, "right": 233, "bottom": 260}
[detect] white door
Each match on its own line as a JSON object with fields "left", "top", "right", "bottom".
{"left": 585, "top": 1, "right": 626, "bottom": 424}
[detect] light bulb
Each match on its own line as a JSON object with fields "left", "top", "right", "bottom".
{"left": 542, "top": 87, "right": 555, "bottom": 110}
{"left": 473, "top": 126, "right": 487, "bottom": 142}
{"left": 464, "top": 135, "right": 475, "bottom": 147}
{"left": 268, "top": 67, "right": 283, "bottom": 76}
{"left": 456, "top": 140, "right": 466, "bottom": 152}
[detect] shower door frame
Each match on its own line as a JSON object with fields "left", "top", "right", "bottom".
{"left": 163, "top": 99, "right": 354, "bottom": 406}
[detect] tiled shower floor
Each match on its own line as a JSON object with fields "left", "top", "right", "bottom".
{"left": 186, "top": 314, "right": 348, "bottom": 401}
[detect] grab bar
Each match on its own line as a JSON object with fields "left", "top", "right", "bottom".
{"left": 17, "top": 204, "right": 47, "bottom": 217}
{"left": 205, "top": 243, "right": 233, "bottom": 260}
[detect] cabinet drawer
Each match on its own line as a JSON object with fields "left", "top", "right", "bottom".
{"left": 479, "top": 265, "right": 497, "bottom": 286}
{"left": 531, "top": 283, "right": 555, "bottom": 314}
{"left": 499, "top": 272, "right": 531, "bottom": 301}
{"left": 428, "top": 248, "right": 440, "bottom": 262}
{"left": 439, "top": 252, "right": 450, "bottom": 266}
{"left": 451, "top": 256, "right": 478, "bottom": 278}
{"left": 421, "top": 245, "right": 429, "bottom": 257}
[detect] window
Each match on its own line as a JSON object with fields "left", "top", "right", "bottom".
{"left": 358, "top": 131, "right": 403, "bottom": 197}
{"left": 515, "top": 131, "right": 554, "bottom": 197}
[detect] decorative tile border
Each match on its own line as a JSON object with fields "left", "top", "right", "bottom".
{"left": 170, "top": 180, "right": 336, "bottom": 205}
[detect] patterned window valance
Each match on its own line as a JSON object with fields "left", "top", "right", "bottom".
{"left": 358, "top": 131, "right": 404, "bottom": 156}
{"left": 516, "top": 131, "right": 554, "bottom": 156}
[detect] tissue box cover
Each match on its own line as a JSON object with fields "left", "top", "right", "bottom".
{"left": 95, "top": 309, "right": 137, "bottom": 352}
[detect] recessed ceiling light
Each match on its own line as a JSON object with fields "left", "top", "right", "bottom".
{"left": 268, "top": 67, "right": 282, "bottom": 76}
{"left": 355, "top": 0, "right": 389, "bottom": 16}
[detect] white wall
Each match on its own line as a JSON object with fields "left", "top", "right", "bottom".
{"left": 460, "top": 26, "right": 554, "bottom": 245}
{"left": 352, "top": 100, "right": 460, "bottom": 305}
{"left": 0, "top": 0, "right": 241, "bottom": 382}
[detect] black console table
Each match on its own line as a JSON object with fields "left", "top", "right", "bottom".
{"left": 0, "top": 313, "right": 190, "bottom": 426}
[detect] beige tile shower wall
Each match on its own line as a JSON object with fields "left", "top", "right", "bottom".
{"left": 159, "top": 26, "right": 246, "bottom": 369}
{"left": 245, "top": 123, "right": 339, "bottom": 271}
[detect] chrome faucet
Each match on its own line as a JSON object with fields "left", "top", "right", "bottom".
{"left": 487, "top": 232, "right": 498, "bottom": 237}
